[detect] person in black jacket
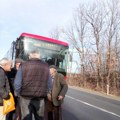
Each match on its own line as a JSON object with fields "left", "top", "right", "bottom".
{"left": 6, "top": 58, "right": 23, "bottom": 120}
{"left": 0, "top": 58, "right": 12, "bottom": 120}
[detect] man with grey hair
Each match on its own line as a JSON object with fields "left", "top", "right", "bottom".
{"left": 14, "top": 50, "right": 52, "bottom": 120}
{"left": 0, "top": 58, "right": 12, "bottom": 120}
{"left": 47, "top": 65, "right": 68, "bottom": 120}
{"left": 29, "top": 50, "right": 40, "bottom": 59}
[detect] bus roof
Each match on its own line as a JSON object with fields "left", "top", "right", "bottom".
{"left": 20, "top": 33, "right": 69, "bottom": 47}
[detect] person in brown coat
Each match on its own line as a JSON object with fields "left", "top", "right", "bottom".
{"left": 47, "top": 65, "right": 68, "bottom": 120}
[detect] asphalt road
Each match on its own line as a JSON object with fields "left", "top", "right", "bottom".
{"left": 62, "top": 87, "right": 120, "bottom": 120}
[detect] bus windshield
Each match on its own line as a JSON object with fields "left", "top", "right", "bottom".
{"left": 16, "top": 36, "right": 69, "bottom": 74}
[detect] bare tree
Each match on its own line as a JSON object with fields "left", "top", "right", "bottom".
{"left": 84, "top": 0, "right": 105, "bottom": 88}
{"left": 49, "top": 0, "right": 120, "bottom": 96}
{"left": 103, "top": 0, "right": 120, "bottom": 94}
{"left": 64, "top": 5, "right": 87, "bottom": 87}
{"left": 49, "top": 27, "right": 62, "bottom": 39}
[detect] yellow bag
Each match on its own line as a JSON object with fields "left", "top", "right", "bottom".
{"left": 3, "top": 92, "right": 15, "bottom": 115}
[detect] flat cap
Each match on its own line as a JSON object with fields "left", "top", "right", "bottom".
{"left": 15, "top": 58, "right": 24, "bottom": 63}
{"left": 49, "top": 65, "right": 57, "bottom": 69}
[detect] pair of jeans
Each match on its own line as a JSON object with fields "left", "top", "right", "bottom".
{"left": 19, "top": 97, "right": 45, "bottom": 120}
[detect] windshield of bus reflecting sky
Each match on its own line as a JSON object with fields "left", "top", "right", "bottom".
{"left": 18, "top": 37, "right": 69, "bottom": 73}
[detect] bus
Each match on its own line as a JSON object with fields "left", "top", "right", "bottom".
{"left": 5, "top": 32, "right": 69, "bottom": 76}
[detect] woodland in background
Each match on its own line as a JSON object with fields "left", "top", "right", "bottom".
{"left": 50, "top": 0, "right": 120, "bottom": 96}
{"left": 67, "top": 72, "right": 120, "bottom": 96}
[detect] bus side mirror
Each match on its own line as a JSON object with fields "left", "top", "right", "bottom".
{"left": 69, "top": 54, "right": 72, "bottom": 62}
{"left": 67, "top": 51, "right": 72, "bottom": 62}
{"left": 15, "top": 38, "right": 20, "bottom": 50}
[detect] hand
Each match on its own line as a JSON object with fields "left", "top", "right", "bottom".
{"left": 58, "top": 95, "right": 64, "bottom": 100}
{"left": 47, "top": 94, "right": 52, "bottom": 101}
{"left": 4, "top": 94, "right": 10, "bottom": 100}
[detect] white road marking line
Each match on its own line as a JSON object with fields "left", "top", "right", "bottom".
{"left": 66, "top": 95, "right": 120, "bottom": 118}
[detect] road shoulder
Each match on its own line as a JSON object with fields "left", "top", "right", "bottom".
{"left": 69, "top": 85, "right": 120, "bottom": 101}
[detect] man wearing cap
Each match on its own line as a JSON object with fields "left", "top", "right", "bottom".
{"left": 6, "top": 58, "right": 24, "bottom": 96}
{"left": 15, "top": 58, "right": 24, "bottom": 70}
{"left": 47, "top": 65, "right": 68, "bottom": 120}
{"left": 6, "top": 58, "right": 23, "bottom": 120}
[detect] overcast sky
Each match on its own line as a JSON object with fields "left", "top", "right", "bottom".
{"left": 0, "top": 0, "right": 93, "bottom": 59}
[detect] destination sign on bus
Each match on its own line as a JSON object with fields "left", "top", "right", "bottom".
{"left": 24, "top": 38, "right": 66, "bottom": 51}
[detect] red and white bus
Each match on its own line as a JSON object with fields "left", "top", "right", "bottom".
{"left": 6, "top": 32, "right": 69, "bottom": 76}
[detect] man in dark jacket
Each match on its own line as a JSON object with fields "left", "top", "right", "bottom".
{"left": 0, "top": 58, "right": 12, "bottom": 120}
{"left": 47, "top": 65, "right": 68, "bottom": 120}
{"left": 6, "top": 58, "right": 23, "bottom": 120}
{"left": 14, "top": 50, "right": 52, "bottom": 120}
